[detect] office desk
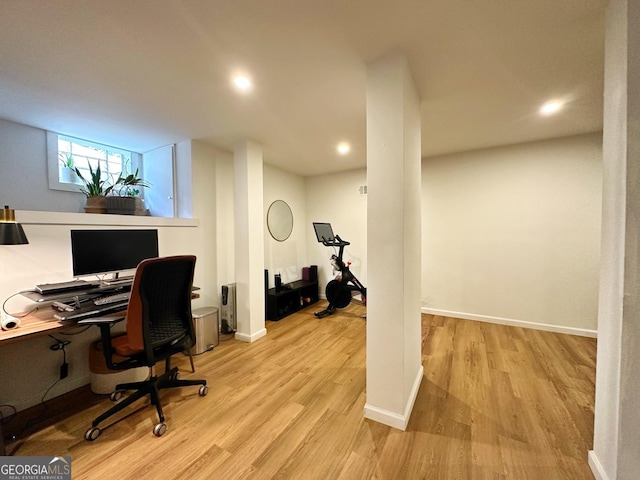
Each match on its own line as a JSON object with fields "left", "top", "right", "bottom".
{"left": 1, "top": 281, "right": 132, "bottom": 345}
{"left": 0, "top": 287, "right": 200, "bottom": 346}
{"left": 0, "top": 304, "right": 129, "bottom": 455}
{"left": 0, "top": 283, "right": 129, "bottom": 455}
{"left": 0, "top": 287, "right": 200, "bottom": 454}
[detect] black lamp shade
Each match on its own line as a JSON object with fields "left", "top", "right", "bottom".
{"left": 0, "top": 222, "right": 29, "bottom": 245}
{"left": 0, "top": 205, "right": 29, "bottom": 245}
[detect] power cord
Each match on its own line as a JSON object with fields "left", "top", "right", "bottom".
{"left": 2, "top": 292, "right": 39, "bottom": 318}
{"left": 0, "top": 404, "right": 18, "bottom": 447}
{"left": 5, "top": 366, "right": 66, "bottom": 444}
{"left": 5, "top": 336, "right": 71, "bottom": 443}
{"left": 0, "top": 404, "right": 17, "bottom": 426}
{"left": 49, "top": 335, "right": 70, "bottom": 379}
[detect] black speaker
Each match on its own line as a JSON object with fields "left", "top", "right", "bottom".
{"left": 309, "top": 265, "right": 318, "bottom": 282}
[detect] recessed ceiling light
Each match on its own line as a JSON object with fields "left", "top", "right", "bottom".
{"left": 337, "top": 142, "right": 351, "bottom": 155}
{"left": 233, "top": 75, "right": 252, "bottom": 91}
{"left": 539, "top": 100, "right": 563, "bottom": 116}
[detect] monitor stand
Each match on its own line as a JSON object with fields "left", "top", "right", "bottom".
{"left": 101, "top": 273, "right": 134, "bottom": 286}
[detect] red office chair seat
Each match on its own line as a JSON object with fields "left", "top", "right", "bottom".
{"left": 110, "top": 334, "right": 144, "bottom": 357}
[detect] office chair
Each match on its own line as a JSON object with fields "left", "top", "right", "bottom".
{"left": 83, "top": 255, "right": 208, "bottom": 441}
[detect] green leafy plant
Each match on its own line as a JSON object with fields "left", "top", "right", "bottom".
{"left": 112, "top": 167, "right": 150, "bottom": 197}
{"left": 58, "top": 152, "right": 74, "bottom": 169}
{"left": 74, "top": 163, "right": 116, "bottom": 197}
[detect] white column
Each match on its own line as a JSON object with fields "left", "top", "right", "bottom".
{"left": 233, "top": 140, "right": 267, "bottom": 342}
{"left": 590, "top": 1, "right": 640, "bottom": 479}
{"left": 364, "top": 53, "right": 423, "bottom": 430}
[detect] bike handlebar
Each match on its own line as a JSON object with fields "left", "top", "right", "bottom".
{"left": 321, "top": 234, "right": 350, "bottom": 247}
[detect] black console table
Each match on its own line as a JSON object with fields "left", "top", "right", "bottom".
{"left": 266, "top": 279, "right": 319, "bottom": 321}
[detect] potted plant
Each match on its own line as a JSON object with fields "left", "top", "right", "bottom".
{"left": 58, "top": 152, "right": 79, "bottom": 184}
{"left": 105, "top": 168, "right": 150, "bottom": 215}
{"left": 74, "top": 163, "right": 116, "bottom": 213}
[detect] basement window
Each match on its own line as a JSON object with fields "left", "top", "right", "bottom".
{"left": 47, "top": 132, "right": 140, "bottom": 193}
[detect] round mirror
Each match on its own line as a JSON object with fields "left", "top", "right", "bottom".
{"left": 267, "top": 200, "right": 293, "bottom": 242}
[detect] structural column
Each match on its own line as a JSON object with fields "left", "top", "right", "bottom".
{"left": 590, "top": 1, "right": 640, "bottom": 479}
{"left": 365, "top": 53, "right": 423, "bottom": 430}
{"left": 233, "top": 140, "right": 267, "bottom": 342}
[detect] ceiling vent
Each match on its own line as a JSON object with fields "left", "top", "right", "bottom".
{"left": 359, "top": 185, "right": 368, "bottom": 195}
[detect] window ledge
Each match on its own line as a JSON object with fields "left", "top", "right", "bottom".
{"left": 17, "top": 210, "right": 198, "bottom": 228}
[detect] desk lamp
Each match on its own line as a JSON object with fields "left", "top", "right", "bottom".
{"left": 0, "top": 205, "right": 29, "bottom": 245}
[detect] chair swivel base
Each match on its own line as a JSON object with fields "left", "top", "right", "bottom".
{"left": 85, "top": 366, "right": 207, "bottom": 441}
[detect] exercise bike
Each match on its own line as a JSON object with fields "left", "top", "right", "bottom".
{"left": 312, "top": 222, "right": 367, "bottom": 318}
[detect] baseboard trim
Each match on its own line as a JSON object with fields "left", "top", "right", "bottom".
{"left": 588, "top": 450, "right": 609, "bottom": 480}
{"left": 235, "top": 327, "right": 267, "bottom": 343}
{"left": 421, "top": 308, "right": 597, "bottom": 338}
{"left": 364, "top": 365, "right": 424, "bottom": 431}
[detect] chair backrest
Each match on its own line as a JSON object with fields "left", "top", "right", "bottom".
{"left": 125, "top": 255, "right": 197, "bottom": 363}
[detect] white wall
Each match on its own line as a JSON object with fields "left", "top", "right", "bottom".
{"left": 263, "top": 164, "right": 307, "bottom": 287}
{"left": 364, "top": 52, "right": 423, "bottom": 430}
{"left": 590, "top": 0, "right": 640, "bottom": 478}
{"left": 190, "top": 140, "right": 245, "bottom": 309}
{"left": 0, "top": 119, "right": 87, "bottom": 212}
{"left": 305, "top": 133, "right": 602, "bottom": 335}
{"left": 212, "top": 146, "right": 236, "bottom": 301}
{"left": 422, "top": 133, "right": 602, "bottom": 335}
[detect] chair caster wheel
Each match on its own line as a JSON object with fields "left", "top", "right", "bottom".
{"left": 85, "top": 427, "right": 101, "bottom": 441}
{"left": 110, "top": 390, "right": 123, "bottom": 401}
{"left": 199, "top": 385, "right": 208, "bottom": 396}
{"left": 153, "top": 423, "right": 167, "bottom": 437}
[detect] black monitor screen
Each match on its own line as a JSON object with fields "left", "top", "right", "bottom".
{"left": 70, "top": 229, "right": 159, "bottom": 277}
{"left": 313, "top": 222, "right": 335, "bottom": 243}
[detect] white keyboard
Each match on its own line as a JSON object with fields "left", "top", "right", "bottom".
{"left": 94, "top": 292, "right": 130, "bottom": 306}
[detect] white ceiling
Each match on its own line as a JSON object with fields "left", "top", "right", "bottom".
{"left": 0, "top": 0, "right": 606, "bottom": 176}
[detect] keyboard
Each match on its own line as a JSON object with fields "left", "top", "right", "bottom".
{"left": 36, "top": 280, "right": 88, "bottom": 294}
{"left": 54, "top": 300, "right": 129, "bottom": 322}
{"left": 94, "top": 292, "right": 130, "bottom": 305}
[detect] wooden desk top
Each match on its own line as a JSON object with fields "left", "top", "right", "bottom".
{"left": 1, "top": 291, "right": 199, "bottom": 346}
{"left": 0, "top": 307, "right": 90, "bottom": 346}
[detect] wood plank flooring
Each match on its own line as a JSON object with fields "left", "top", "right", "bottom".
{"left": 7, "top": 303, "right": 596, "bottom": 479}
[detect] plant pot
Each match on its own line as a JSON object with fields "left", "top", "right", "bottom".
{"left": 84, "top": 196, "right": 107, "bottom": 214}
{"left": 60, "top": 167, "right": 79, "bottom": 184}
{"left": 105, "top": 196, "right": 146, "bottom": 215}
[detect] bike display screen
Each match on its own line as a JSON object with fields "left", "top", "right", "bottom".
{"left": 313, "top": 222, "right": 335, "bottom": 243}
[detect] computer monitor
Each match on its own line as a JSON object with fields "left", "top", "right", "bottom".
{"left": 313, "top": 222, "right": 335, "bottom": 243}
{"left": 70, "top": 229, "right": 159, "bottom": 278}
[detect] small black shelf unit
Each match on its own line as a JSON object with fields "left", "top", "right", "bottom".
{"left": 266, "top": 279, "right": 319, "bottom": 321}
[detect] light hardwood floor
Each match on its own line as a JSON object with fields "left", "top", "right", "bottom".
{"left": 9, "top": 303, "right": 596, "bottom": 479}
